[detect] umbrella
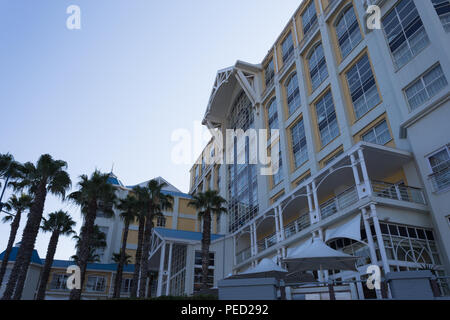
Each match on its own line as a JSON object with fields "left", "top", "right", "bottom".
{"left": 283, "top": 238, "right": 359, "bottom": 272}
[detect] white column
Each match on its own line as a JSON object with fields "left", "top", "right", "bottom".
{"left": 306, "top": 184, "right": 315, "bottom": 223}
{"left": 312, "top": 181, "right": 320, "bottom": 222}
{"left": 233, "top": 235, "right": 237, "bottom": 266}
{"left": 253, "top": 222, "right": 258, "bottom": 255}
{"left": 274, "top": 207, "right": 281, "bottom": 241}
{"left": 362, "top": 208, "right": 382, "bottom": 299}
{"left": 156, "top": 241, "right": 166, "bottom": 297}
{"left": 250, "top": 225, "right": 255, "bottom": 256}
{"left": 358, "top": 149, "right": 373, "bottom": 194}
{"left": 350, "top": 153, "right": 362, "bottom": 186}
{"left": 278, "top": 205, "right": 285, "bottom": 241}
{"left": 165, "top": 242, "right": 173, "bottom": 296}
{"left": 369, "top": 205, "right": 389, "bottom": 273}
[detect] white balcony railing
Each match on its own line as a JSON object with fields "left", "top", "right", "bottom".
{"left": 371, "top": 181, "right": 426, "bottom": 205}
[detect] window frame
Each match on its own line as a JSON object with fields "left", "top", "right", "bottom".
{"left": 361, "top": 119, "right": 392, "bottom": 146}
{"left": 403, "top": 63, "right": 448, "bottom": 111}
{"left": 307, "top": 42, "right": 328, "bottom": 92}
{"left": 334, "top": 4, "right": 363, "bottom": 60}
{"left": 314, "top": 90, "right": 340, "bottom": 147}
{"left": 285, "top": 72, "right": 301, "bottom": 115}
{"left": 290, "top": 117, "right": 309, "bottom": 169}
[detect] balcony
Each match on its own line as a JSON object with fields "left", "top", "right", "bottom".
{"left": 319, "top": 186, "right": 359, "bottom": 220}
{"left": 236, "top": 247, "right": 252, "bottom": 265}
{"left": 371, "top": 181, "right": 427, "bottom": 205}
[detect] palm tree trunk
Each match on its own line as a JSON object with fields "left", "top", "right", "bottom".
{"left": 130, "top": 216, "right": 144, "bottom": 298}
{"left": 201, "top": 212, "right": 212, "bottom": 291}
{"left": 36, "top": 231, "right": 60, "bottom": 300}
{"left": 69, "top": 200, "right": 97, "bottom": 300}
{"left": 0, "top": 210, "right": 22, "bottom": 288}
{"left": 2, "top": 182, "right": 47, "bottom": 300}
{"left": 113, "top": 220, "right": 130, "bottom": 298}
{"left": 139, "top": 208, "right": 153, "bottom": 298}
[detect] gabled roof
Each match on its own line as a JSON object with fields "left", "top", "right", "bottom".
{"left": 50, "top": 260, "right": 135, "bottom": 273}
{"left": 0, "top": 247, "right": 43, "bottom": 265}
{"left": 126, "top": 177, "right": 191, "bottom": 198}
{"left": 154, "top": 228, "right": 224, "bottom": 243}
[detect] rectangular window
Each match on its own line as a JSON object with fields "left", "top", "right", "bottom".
{"left": 50, "top": 274, "right": 68, "bottom": 290}
{"left": 431, "top": 0, "right": 450, "bottom": 32}
{"left": 271, "top": 143, "right": 283, "bottom": 187}
{"left": 428, "top": 146, "right": 450, "bottom": 192}
{"left": 121, "top": 278, "right": 134, "bottom": 294}
{"left": 157, "top": 216, "right": 166, "bottom": 227}
{"left": 309, "top": 43, "right": 328, "bottom": 91}
{"left": 281, "top": 33, "right": 294, "bottom": 64}
{"left": 286, "top": 73, "right": 301, "bottom": 115}
{"left": 302, "top": 1, "right": 318, "bottom": 36}
{"left": 405, "top": 64, "right": 448, "bottom": 110}
{"left": 362, "top": 120, "right": 392, "bottom": 145}
{"left": 291, "top": 119, "right": 308, "bottom": 168}
{"left": 382, "top": 0, "right": 429, "bottom": 68}
{"left": 315, "top": 91, "right": 339, "bottom": 146}
{"left": 86, "top": 276, "right": 106, "bottom": 292}
{"left": 265, "top": 59, "right": 275, "bottom": 87}
{"left": 345, "top": 54, "right": 380, "bottom": 119}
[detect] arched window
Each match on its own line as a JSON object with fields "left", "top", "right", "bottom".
{"left": 308, "top": 43, "right": 328, "bottom": 91}
{"left": 285, "top": 73, "right": 301, "bottom": 115}
{"left": 335, "top": 5, "right": 362, "bottom": 58}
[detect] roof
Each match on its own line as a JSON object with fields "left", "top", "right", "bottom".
{"left": 0, "top": 247, "right": 43, "bottom": 265}
{"left": 154, "top": 228, "right": 224, "bottom": 242}
{"left": 51, "top": 260, "right": 135, "bottom": 273}
{"left": 107, "top": 173, "right": 125, "bottom": 187}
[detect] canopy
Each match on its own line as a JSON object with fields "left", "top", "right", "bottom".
{"left": 325, "top": 214, "right": 362, "bottom": 243}
{"left": 283, "top": 238, "right": 359, "bottom": 272}
{"left": 227, "top": 258, "right": 288, "bottom": 280}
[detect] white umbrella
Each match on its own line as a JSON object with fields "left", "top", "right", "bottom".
{"left": 227, "top": 258, "right": 288, "bottom": 280}
{"left": 283, "top": 238, "right": 359, "bottom": 272}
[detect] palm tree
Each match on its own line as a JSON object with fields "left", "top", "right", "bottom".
{"left": 188, "top": 190, "right": 226, "bottom": 290}
{"left": 71, "top": 225, "right": 108, "bottom": 263}
{"left": 135, "top": 180, "right": 173, "bottom": 298}
{"left": 0, "top": 153, "right": 21, "bottom": 212}
{"left": 130, "top": 190, "right": 146, "bottom": 299}
{"left": 36, "top": 210, "right": 76, "bottom": 300}
{"left": 2, "top": 154, "right": 71, "bottom": 300}
{"left": 67, "top": 170, "right": 116, "bottom": 300}
{"left": 113, "top": 195, "right": 138, "bottom": 298}
{"left": 0, "top": 194, "right": 32, "bottom": 288}
{"left": 112, "top": 253, "right": 132, "bottom": 265}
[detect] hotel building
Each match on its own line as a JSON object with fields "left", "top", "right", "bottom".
{"left": 187, "top": 0, "right": 450, "bottom": 299}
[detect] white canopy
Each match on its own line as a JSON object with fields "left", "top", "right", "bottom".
{"left": 283, "top": 238, "right": 359, "bottom": 271}
{"left": 242, "top": 258, "right": 287, "bottom": 274}
{"left": 325, "top": 214, "right": 362, "bottom": 243}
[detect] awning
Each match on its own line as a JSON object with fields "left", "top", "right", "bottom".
{"left": 325, "top": 214, "right": 362, "bottom": 243}
{"left": 286, "top": 238, "right": 312, "bottom": 258}
{"left": 242, "top": 258, "right": 288, "bottom": 274}
{"left": 283, "top": 238, "right": 359, "bottom": 272}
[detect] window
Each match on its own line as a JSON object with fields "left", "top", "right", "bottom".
{"left": 86, "top": 276, "right": 106, "bottom": 292}
{"left": 194, "top": 251, "right": 215, "bottom": 293}
{"left": 286, "top": 73, "right": 301, "bottom": 115}
{"left": 382, "top": 0, "right": 429, "bottom": 68}
{"left": 50, "top": 274, "right": 68, "bottom": 290}
{"left": 315, "top": 91, "right": 339, "bottom": 146}
{"left": 428, "top": 146, "right": 450, "bottom": 192}
{"left": 345, "top": 54, "right": 380, "bottom": 119}
{"left": 405, "top": 64, "right": 448, "bottom": 110}
{"left": 157, "top": 216, "right": 166, "bottom": 227}
{"left": 302, "top": 1, "right": 318, "bottom": 36}
{"left": 362, "top": 120, "right": 392, "bottom": 145}
{"left": 308, "top": 43, "right": 328, "bottom": 91}
{"left": 431, "top": 0, "right": 450, "bottom": 32}
{"left": 265, "top": 59, "right": 275, "bottom": 87}
{"left": 195, "top": 166, "right": 199, "bottom": 181}
{"left": 281, "top": 33, "right": 294, "bottom": 64}
{"left": 291, "top": 119, "right": 308, "bottom": 168}
{"left": 271, "top": 142, "right": 283, "bottom": 187}
{"left": 121, "top": 278, "right": 134, "bottom": 294}
{"left": 267, "top": 98, "right": 278, "bottom": 131}
{"left": 336, "top": 6, "right": 362, "bottom": 58}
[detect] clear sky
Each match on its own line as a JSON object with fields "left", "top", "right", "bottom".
{"left": 0, "top": 0, "right": 302, "bottom": 260}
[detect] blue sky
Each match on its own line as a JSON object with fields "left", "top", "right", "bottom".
{"left": 0, "top": 0, "right": 301, "bottom": 260}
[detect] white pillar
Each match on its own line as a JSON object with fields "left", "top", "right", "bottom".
{"left": 350, "top": 154, "right": 362, "bottom": 186}
{"left": 156, "top": 241, "right": 166, "bottom": 297}
{"left": 307, "top": 184, "right": 315, "bottom": 223}
{"left": 369, "top": 205, "right": 389, "bottom": 273}
{"left": 278, "top": 205, "right": 285, "bottom": 241}
{"left": 358, "top": 148, "right": 372, "bottom": 194}
{"left": 362, "top": 208, "right": 382, "bottom": 299}
{"left": 274, "top": 207, "right": 281, "bottom": 241}
{"left": 253, "top": 222, "right": 258, "bottom": 255}
{"left": 250, "top": 225, "right": 255, "bottom": 256}
{"left": 165, "top": 242, "right": 173, "bottom": 296}
{"left": 312, "top": 181, "right": 320, "bottom": 222}
{"left": 233, "top": 235, "right": 237, "bottom": 266}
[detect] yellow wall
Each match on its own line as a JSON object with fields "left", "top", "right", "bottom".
{"left": 177, "top": 217, "right": 197, "bottom": 232}
{"left": 179, "top": 198, "right": 196, "bottom": 215}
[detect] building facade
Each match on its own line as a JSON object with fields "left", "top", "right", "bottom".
{"left": 188, "top": 0, "right": 450, "bottom": 299}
